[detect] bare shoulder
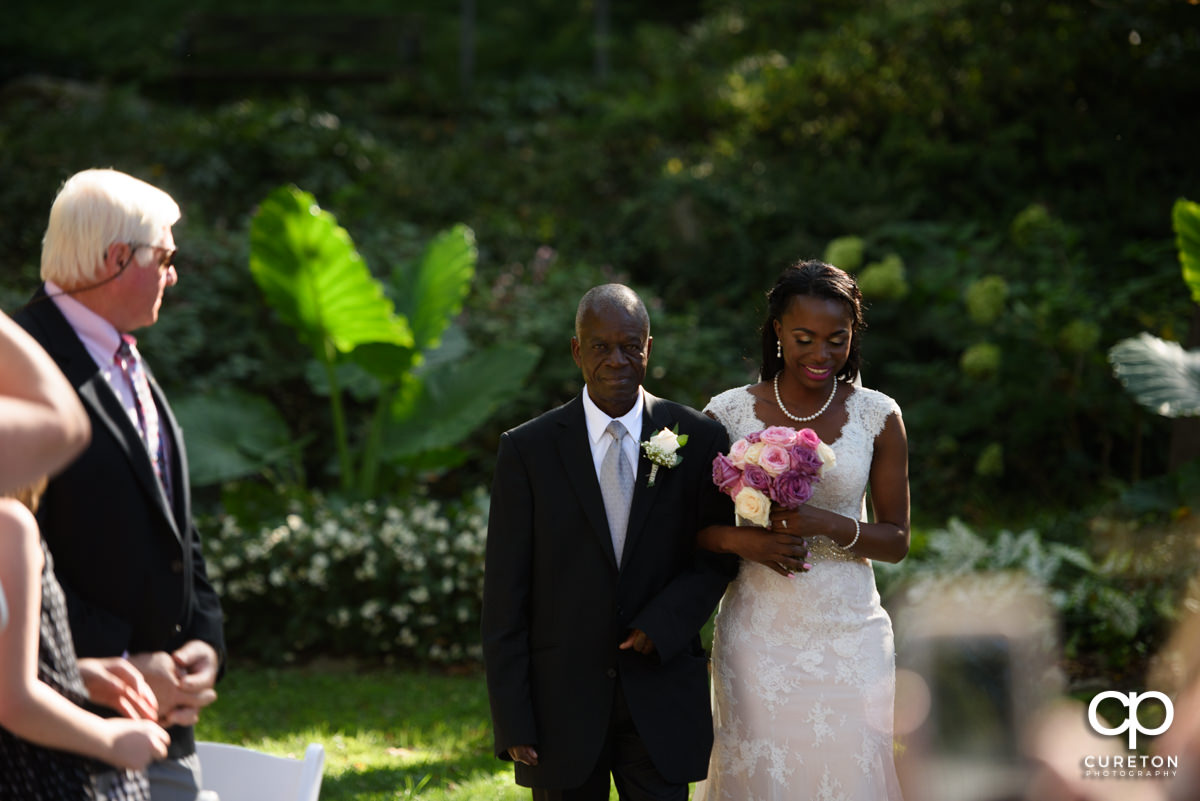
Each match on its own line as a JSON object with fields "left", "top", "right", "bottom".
{"left": 0, "top": 498, "right": 37, "bottom": 532}
{"left": 0, "top": 498, "right": 40, "bottom": 563}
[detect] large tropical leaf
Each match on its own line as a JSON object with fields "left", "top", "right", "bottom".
{"left": 346, "top": 326, "right": 471, "bottom": 402}
{"left": 1109, "top": 332, "right": 1200, "bottom": 417}
{"left": 416, "top": 324, "right": 471, "bottom": 371}
{"left": 249, "top": 186, "right": 412, "bottom": 358}
{"left": 383, "top": 344, "right": 541, "bottom": 460}
{"left": 303, "top": 359, "right": 382, "bottom": 402}
{"left": 391, "top": 224, "right": 477, "bottom": 353}
{"left": 346, "top": 341, "right": 417, "bottom": 383}
{"left": 1174, "top": 198, "right": 1200, "bottom": 304}
{"left": 172, "top": 389, "right": 298, "bottom": 486}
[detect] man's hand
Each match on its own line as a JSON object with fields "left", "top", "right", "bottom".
{"left": 618, "top": 628, "right": 656, "bottom": 656}
{"left": 508, "top": 744, "right": 539, "bottom": 765}
{"left": 129, "top": 640, "right": 219, "bottom": 726}
{"left": 78, "top": 656, "right": 158, "bottom": 721}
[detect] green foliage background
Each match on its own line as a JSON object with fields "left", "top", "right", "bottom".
{"left": 2, "top": 0, "right": 1197, "bottom": 680}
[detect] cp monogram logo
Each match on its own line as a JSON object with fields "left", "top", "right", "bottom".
{"left": 1087, "top": 691, "right": 1174, "bottom": 749}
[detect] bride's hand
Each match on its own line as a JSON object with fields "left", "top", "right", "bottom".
{"left": 731, "top": 525, "right": 810, "bottom": 576}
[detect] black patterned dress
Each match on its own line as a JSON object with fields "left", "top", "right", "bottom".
{"left": 0, "top": 540, "right": 151, "bottom": 800}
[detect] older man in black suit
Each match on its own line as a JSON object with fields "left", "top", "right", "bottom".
{"left": 482, "top": 284, "right": 737, "bottom": 801}
{"left": 13, "top": 168, "right": 225, "bottom": 801}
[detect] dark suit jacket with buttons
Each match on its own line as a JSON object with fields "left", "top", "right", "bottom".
{"left": 482, "top": 390, "right": 737, "bottom": 790}
{"left": 14, "top": 287, "right": 226, "bottom": 758}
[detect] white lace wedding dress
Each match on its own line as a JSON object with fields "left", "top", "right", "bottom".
{"left": 695, "top": 384, "right": 904, "bottom": 801}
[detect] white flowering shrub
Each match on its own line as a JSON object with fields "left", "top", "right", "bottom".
{"left": 201, "top": 488, "right": 489, "bottom": 664}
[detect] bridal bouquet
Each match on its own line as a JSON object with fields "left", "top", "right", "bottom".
{"left": 711, "top": 425, "right": 836, "bottom": 527}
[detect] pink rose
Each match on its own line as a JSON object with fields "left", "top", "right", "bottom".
{"left": 758, "top": 443, "right": 792, "bottom": 477}
{"left": 771, "top": 469, "right": 815, "bottom": 508}
{"left": 728, "top": 438, "right": 750, "bottom": 467}
{"left": 742, "top": 463, "right": 771, "bottom": 492}
{"left": 789, "top": 444, "right": 825, "bottom": 479}
{"left": 796, "top": 428, "right": 822, "bottom": 450}
{"left": 744, "top": 430, "right": 763, "bottom": 444}
{"left": 760, "top": 426, "right": 798, "bottom": 447}
{"left": 712, "top": 453, "right": 742, "bottom": 493}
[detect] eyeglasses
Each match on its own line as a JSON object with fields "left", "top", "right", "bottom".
{"left": 126, "top": 242, "right": 177, "bottom": 271}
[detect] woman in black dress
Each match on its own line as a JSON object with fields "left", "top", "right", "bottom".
{"left": 0, "top": 312, "right": 168, "bottom": 800}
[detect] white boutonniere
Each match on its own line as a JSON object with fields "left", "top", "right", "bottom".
{"left": 640, "top": 426, "right": 688, "bottom": 487}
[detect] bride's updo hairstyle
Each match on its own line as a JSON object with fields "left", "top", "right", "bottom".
{"left": 759, "top": 259, "right": 865, "bottom": 384}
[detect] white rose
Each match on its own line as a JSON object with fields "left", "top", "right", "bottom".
{"left": 648, "top": 427, "right": 681, "bottom": 456}
{"left": 816, "top": 441, "right": 837, "bottom": 474}
{"left": 733, "top": 486, "right": 771, "bottom": 528}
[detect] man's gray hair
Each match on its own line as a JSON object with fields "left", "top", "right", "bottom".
{"left": 575, "top": 284, "right": 650, "bottom": 338}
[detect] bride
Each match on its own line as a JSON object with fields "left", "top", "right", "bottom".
{"left": 696, "top": 260, "right": 909, "bottom": 800}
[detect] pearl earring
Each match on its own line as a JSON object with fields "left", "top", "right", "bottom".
{"left": 776, "top": 339, "right": 782, "bottom": 358}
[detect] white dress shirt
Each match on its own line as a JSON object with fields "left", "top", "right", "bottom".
{"left": 581, "top": 385, "right": 643, "bottom": 484}
{"left": 46, "top": 281, "right": 173, "bottom": 495}
{"left": 46, "top": 280, "right": 139, "bottom": 430}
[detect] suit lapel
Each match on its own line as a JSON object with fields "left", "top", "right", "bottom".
{"left": 619, "top": 392, "right": 671, "bottom": 572}
{"left": 555, "top": 396, "right": 620, "bottom": 571}
{"left": 24, "top": 292, "right": 182, "bottom": 541}
{"left": 145, "top": 364, "right": 186, "bottom": 527}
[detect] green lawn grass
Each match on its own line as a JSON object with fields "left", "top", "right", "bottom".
{"left": 194, "top": 662, "right": 647, "bottom": 800}
{"left": 194, "top": 661, "right": 527, "bottom": 800}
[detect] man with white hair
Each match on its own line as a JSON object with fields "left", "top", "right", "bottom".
{"left": 13, "top": 168, "right": 226, "bottom": 801}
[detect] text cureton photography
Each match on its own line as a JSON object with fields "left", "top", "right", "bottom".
{"left": 1081, "top": 690, "right": 1180, "bottom": 781}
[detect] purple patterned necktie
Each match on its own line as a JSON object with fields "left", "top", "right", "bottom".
{"left": 114, "top": 334, "right": 170, "bottom": 498}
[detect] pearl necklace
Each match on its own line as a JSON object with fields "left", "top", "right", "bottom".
{"left": 773, "top": 371, "right": 838, "bottom": 423}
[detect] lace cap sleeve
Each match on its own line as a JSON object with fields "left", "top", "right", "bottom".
{"left": 853, "top": 387, "right": 902, "bottom": 440}
{"left": 704, "top": 384, "right": 761, "bottom": 443}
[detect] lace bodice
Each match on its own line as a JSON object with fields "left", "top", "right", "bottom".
{"left": 704, "top": 384, "right": 900, "bottom": 563}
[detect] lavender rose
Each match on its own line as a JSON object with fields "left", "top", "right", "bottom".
{"left": 742, "top": 463, "right": 771, "bottom": 492}
{"left": 789, "top": 444, "right": 825, "bottom": 479}
{"left": 712, "top": 453, "right": 742, "bottom": 492}
{"left": 771, "top": 469, "right": 815, "bottom": 508}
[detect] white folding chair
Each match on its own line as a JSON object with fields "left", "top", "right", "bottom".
{"left": 195, "top": 741, "right": 325, "bottom": 801}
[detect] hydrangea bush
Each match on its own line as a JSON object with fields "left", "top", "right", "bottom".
{"left": 201, "top": 489, "right": 489, "bottom": 665}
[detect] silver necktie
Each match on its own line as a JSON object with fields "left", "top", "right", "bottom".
{"left": 600, "top": 420, "right": 634, "bottom": 563}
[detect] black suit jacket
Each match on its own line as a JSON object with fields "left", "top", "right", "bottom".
{"left": 481, "top": 390, "right": 736, "bottom": 789}
{"left": 13, "top": 287, "right": 225, "bottom": 757}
